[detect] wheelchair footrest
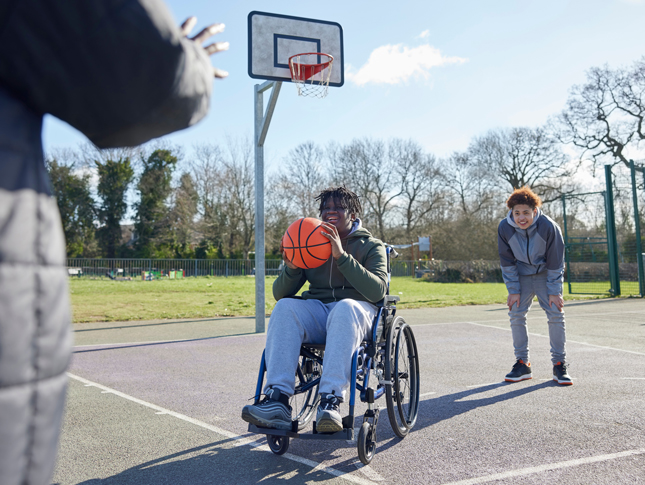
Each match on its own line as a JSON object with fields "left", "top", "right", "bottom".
{"left": 248, "top": 423, "right": 355, "bottom": 441}
{"left": 248, "top": 423, "right": 299, "bottom": 438}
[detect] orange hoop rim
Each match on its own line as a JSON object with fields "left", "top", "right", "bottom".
{"left": 288, "top": 52, "right": 334, "bottom": 69}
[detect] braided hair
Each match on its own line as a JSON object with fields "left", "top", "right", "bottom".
{"left": 316, "top": 186, "right": 362, "bottom": 217}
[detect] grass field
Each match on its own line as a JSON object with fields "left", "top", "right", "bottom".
{"left": 68, "top": 276, "right": 609, "bottom": 323}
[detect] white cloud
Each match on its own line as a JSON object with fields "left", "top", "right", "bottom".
{"left": 347, "top": 44, "right": 467, "bottom": 87}
{"left": 417, "top": 29, "right": 430, "bottom": 39}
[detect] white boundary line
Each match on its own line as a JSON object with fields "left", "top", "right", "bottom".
{"left": 73, "top": 332, "right": 266, "bottom": 349}
{"left": 440, "top": 448, "right": 645, "bottom": 485}
{"left": 67, "top": 373, "right": 378, "bottom": 485}
{"left": 466, "top": 322, "right": 645, "bottom": 356}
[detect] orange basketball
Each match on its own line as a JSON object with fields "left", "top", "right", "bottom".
{"left": 282, "top": 217, "right": 332, "bottom": 269}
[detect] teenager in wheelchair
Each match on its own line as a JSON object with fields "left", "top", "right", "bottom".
{"left": 241, "top": 186, "right": 420, "bottom": 464}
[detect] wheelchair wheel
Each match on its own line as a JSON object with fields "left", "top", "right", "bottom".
{"left": 267, "top": 435, "right": 289, "bottom": 455}
{"left": 357, "top": 422, "right": 376, "bottom": 465}
{"left": 291, "top": 349, "right": 322, "bottom": 429}
{"left": 385, "top": 317, "right": 420, "bottom": 438}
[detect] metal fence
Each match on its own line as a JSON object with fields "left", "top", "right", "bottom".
{"left": 66, "top": 258, "right": 284, "bottom": 278}
{"left": 66, "top": 258, "right": 502, "bottom": 282}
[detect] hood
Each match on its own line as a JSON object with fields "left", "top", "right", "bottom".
{"left": 506, "top": 208, "right": 542, "bottom": 231}
{"left": 344, "top": 218, "right": 372, "bottom": 240}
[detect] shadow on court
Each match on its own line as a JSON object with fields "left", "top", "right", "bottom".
{"left": 303, "top": 379, "right": 556, "bottom": 471}
{"left": 58, "top": 440, "right": 336, "bottom": 485}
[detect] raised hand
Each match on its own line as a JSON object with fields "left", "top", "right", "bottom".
{"left": 181, "top": 17, "right": 229, "bottom": 78}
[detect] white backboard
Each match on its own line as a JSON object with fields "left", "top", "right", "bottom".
{"left": 248, "top": 11, "right": 344, "bottom": 87}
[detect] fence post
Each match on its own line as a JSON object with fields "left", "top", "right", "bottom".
{"left": 604, "top": 165, "right": 621, "bottom": 296}
{"left": 561, "top": 195, "right": 572, "bottom": 295}
{"left": 630, "top": 160, "right": 644, "bottom": 297}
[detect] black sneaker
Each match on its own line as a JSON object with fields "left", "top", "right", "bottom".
{"left": 505, "top": 359, "right": 532, "bottom": 382}
{"left": 241, "top": 388, "right": 292, "bottom": 430}
{"left": 315, "top": 393, "right": 343, "bottom": 433}
{"left": 553, "top": 362, "right": 573, "bottom": 386}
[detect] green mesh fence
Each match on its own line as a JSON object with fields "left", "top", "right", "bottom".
{"left": 562, "top": 192, "right": 612, "bottom": 295}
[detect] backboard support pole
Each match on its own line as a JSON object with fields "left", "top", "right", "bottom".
{"left": 255, "top": 81, "right": 282, "bottom": 333}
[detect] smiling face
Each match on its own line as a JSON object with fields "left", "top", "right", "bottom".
{"left": 512, "top": 204, "right": 537, "bottom": 229}
{"left": 320, "top": 196, "right": 356, "bottom": 238}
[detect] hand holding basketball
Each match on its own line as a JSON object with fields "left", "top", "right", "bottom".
{"left": 319, "top": 222, "right": 344, "bottom": 260}
{"left": 282, "top": 218, "right": 332, "bottom": 269}
{"left": 279, "top": 239, "right": 298, "bottom": 270}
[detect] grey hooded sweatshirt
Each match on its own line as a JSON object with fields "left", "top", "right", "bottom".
{"left": 497, "top": 209, "right": 565, "bottom": 296}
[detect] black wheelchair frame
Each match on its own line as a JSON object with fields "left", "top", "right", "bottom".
{"left": 247, "top": 246, "right": 420, "bottom": 465}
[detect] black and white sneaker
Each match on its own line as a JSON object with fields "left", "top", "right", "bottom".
{"left": 316, "top": 393, "right": 343, "bottom": 433}
{"left": 505, "top": 359, "right": 532, "bottom": 382}
{"left": 241, "top": 388, "right": 292, "bottom": 430}
{"left": 553, "top": 362, "right": 573, "bottom": 386}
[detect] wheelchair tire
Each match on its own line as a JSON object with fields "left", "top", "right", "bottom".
{"left": 292, "top": 350, "right": 322, "bottom": 430}
{"left": 267, "top": 435, "right": 290, "bottom": 455}
{"left": 357, "top": 422, "right": 376, "bottom": 465}
{"left": 385, "top": 317, "right": 420, "bottom": 438}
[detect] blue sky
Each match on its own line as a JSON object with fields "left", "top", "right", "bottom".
{"left": 43, "top": 0, "right": 645, "bottom": 173}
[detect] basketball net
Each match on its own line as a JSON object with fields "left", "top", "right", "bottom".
{"left": 288, "top": 53, "right": 334, "bottom": 98}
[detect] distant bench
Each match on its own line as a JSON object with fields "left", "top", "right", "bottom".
{"left": 67, "top": 267, "right": 82, "bottom": 277}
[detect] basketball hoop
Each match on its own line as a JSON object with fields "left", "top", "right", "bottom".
{"left": 288, "top": 53, "right": 334, "bottom": 98}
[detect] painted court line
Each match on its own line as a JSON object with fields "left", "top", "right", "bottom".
{"left": 68, "top": 373, "right": 378, "bottom": 485}
{"left": 73, "top": 332, "right": 265, "bottom": 349}
{"left": 466, "top": 322, "right": 645, "bottom": 356}
{"left": 419, "top": 391, "right": 437, "bottom": 397}
{"left": 440, "top": 449, "right": 645, "bottom": 485}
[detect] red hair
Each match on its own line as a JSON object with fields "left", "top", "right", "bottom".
{"left": 506, "top": 186, "right": 542, "bottom": 210}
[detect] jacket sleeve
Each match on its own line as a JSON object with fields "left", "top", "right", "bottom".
{"left": 498, "top": 220, "right": 521, "bottom": 294}
{"left": 544, "top": 219, "right": 565, "bottom": 295}
{"left": 336, "top": 241, "right": 388, "bottom": 303}
{"left": 273, "top": 266, "right": 307, "bottom": 301}
{"left": 0, "top": 0, "right": 213, "bottom": 148}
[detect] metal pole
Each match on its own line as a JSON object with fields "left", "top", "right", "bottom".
{"left": 629, "top": 160, "right": 644, "bottom": 297}
{"left": 254, "top": 81, "right": 282, "bottom": 334}
{"left": 604, "top": 165, "right": 621, "bottom": 296}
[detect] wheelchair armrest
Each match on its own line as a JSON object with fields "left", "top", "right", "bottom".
{"left": 384, "top": 295, "right": 399, "bottom": 304}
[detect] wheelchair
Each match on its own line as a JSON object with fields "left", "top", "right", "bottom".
{"left": 247, "top": 246, "right": 420, "bottom": 465}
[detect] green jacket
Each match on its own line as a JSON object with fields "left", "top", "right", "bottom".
{"left": 273, "top": 224, "right": 388, "bottom": 304}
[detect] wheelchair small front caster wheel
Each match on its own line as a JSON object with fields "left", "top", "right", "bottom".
{"left": 357, "top": 422, "right": 376, "bottom": 465}
{"left": 267, "top": 435, "right": 289, "bottom": 455}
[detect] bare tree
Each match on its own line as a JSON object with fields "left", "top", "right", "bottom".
{"left": 223, "top": 137, "right": 255, "bottom": 258}
{"left": 390, "top": 139, "right": 445, "bottom": 238}
{"left": 470, "top": 126, "right": 575, "bottom": 203}
{"left": 329, "top": 138, "right": 402, "bottom": 240}
{"left": 443, "top": 151, "right": 499, "bottom": 217}
{"left": 557, "top": 57, "right": 645, "bottom": 171}
{"left": 278, "top": 141, "right": 328, "bottom": 218}
{"left": 191, "top": 143, "right": 225, "bottom": 235}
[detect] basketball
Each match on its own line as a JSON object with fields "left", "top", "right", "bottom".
{"left": 282, "top": 218, "right": 332, "bottom": 269}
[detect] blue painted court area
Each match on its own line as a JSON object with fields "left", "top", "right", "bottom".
{"left": 53, "top": 299, "right": 645, "bottom": 484}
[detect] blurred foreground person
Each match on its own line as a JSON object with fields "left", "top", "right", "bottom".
{"left": 0, "top": 1, "right": 227, "bottom": 483}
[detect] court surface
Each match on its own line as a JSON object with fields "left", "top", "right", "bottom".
{"left": 53, "top": 298, "right": 645, "bottom": 484}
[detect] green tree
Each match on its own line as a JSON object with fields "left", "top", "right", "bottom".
{"left": 46, "top": 159, "right": 96, "bottom": 257}
{"left": 134, "top": 149, "right": 177, "bottom": 257}
{"left": 95, "top": 158, "right": 134, "bottom": 258}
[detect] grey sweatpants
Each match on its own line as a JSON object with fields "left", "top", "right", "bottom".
{"left": 264, "top": 298, "right": 376, "bottom": 402}
{"left": 509, "top": 272, "right": 566, "bottom": 365}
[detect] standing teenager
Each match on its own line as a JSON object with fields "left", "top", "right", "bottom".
{"left": 498, "top": 186, "right": 573, "bottom": 385}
